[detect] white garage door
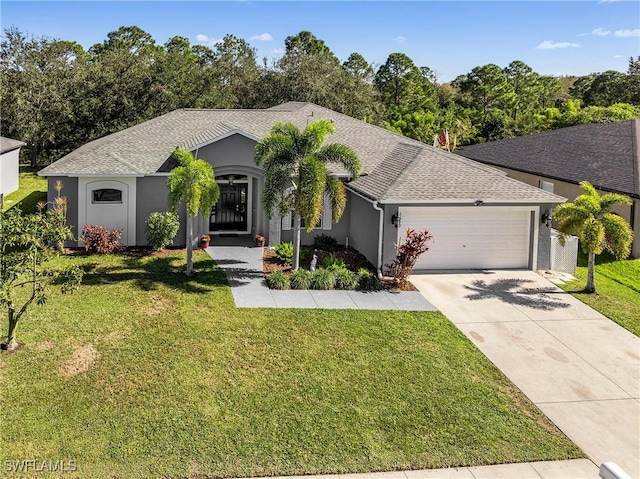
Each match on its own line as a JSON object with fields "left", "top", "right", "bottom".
{"left": 399, "top": 207, "right": 532, "bottom": 270}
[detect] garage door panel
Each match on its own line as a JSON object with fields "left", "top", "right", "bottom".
{"left": 400, "top": 207, "right": 532, "bottom": 270}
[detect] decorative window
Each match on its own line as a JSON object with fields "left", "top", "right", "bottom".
{"left": 92, "top": 188, "right": 122, "bottom": 203}
{"left": 539, "top": 181, "right": 554, "bottom": 193}
{"left": 282, "top": 195, "right": 332, "bottom": 231}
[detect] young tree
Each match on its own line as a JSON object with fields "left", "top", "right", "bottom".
{"left": 553, "top": 181, "right": 633, "bottom": 293}
{"left": 167, "top": 149, "right": 220, "bottom": 276}
{"left": 255, "top": 120, "right": 362, "bottom": 270}
{"left": 0, "top": 207, "right": 83, "bottom": 351}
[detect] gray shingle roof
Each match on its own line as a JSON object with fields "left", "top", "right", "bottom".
{"left": 39, "top": 102, "right": 565, "bottom": 204}
{"left": 458, "top": 120, "right": 640, "bottom": 199}
{"left": 0, "top": 136, "right": 26, "bottom": 154}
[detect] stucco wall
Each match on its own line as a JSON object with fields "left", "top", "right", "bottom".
{"left": 137, "top": 176, "right": 186, "bottom": 247}
{"left": 0, "top": 149, "right": 20, "bottom": 196}
{"left": 197, "top": 134, "right": 259, "bottom": 171}
{"left": 500, "top": 167, "right": 638, "bottom": 259}
{"left": 47, "top": 177, "right": 79, "bottom": 245}
{"left": 347, "top": 192, "right": 380, "bottom": 268}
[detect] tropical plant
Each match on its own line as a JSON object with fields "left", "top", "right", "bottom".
{"left": 255, "top": 119, "right": 361, "bottom": 270}
{"left": 266, "top": 271, "right": 290, "bottom": 290}
{"left": 0, "top": 207, "right": 83, "bottom": 351}
{"left": 322, "top": 254, "right": 346, "bottom": 270}
{"left": 290, "top": 268, "right": 313, "bottom": 290}
{"left": 333, "top": 267, "right": 358, "bottom": 290}
{"left": 167, "top": 148, "right": 220, "bottom": 276}
{"left": 385, "top": 229, "right": 433, "bottom": 287}
{"left": 145, "top": 211, "right": 180, "bottom": 250}
{"left": 313, "top": 233, "right": 338, "bottom": 252}
{"left": 274, "top": 241, "right": 294, "bottom": 266}
{"left": 81, "top": 225, "right": 123, "bottom": 254}
{"left": 553, "top": 181, "right": 633, "bottom": 293}
{"left": 311, "top": 268, "right": 336, "bottom": 290}
{"left": 357, "top": 268, "right": 381, "bottom": 291}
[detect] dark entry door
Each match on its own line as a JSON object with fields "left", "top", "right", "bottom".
{"left": 210, "top": 183, "right": 248, "bottom": 231}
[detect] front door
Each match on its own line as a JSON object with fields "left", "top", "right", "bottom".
{"left": 210, "top": 183, "right": 248, "bottom": 232}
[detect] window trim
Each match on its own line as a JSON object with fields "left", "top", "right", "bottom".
{"left": 91, "top": 188, "right": 123, "bottom": 204}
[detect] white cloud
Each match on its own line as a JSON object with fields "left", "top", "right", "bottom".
{"left": 613, "top": 54, "right": 625, "bottom": 58}
{"left": 250, "top": 33, "right": 273, "bottom": 41}
{"left": 592, "top": 27, "right": 611, "bottom": 36}
{"left": 614, "top": 29, "right": 640, "bottom": 37}
{"left": 272, "top": 48, "right": 284, "bottom": 55}
{"left": 535, "top": 40, "right": 580, "bottom": 50}
{"left": 392, "top": 36, "right": 406, "bottom": 43}
{"left": 195, "top": 33, "right": 221, "bottom": 47}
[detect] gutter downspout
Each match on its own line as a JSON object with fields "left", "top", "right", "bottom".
{"left": 347, "top": 187, "right": 384, "bottom": 278}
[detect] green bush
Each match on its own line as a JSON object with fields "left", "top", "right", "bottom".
{"left": 145, "top": 211, "right": 180, "bottom": 251}
{"left": 274, "top": 242, "right": 294, "bottom": 265}
{"left": 290, "top": 269, "right": 313, "bottom": 290}
{"left": 357, "top": 268, "right": 381, "bottom": 291}
{"left": 334, "top": 268, "right": 358, "bottom": 290}
{"left": 314, "top": 233, "right": 338, "bottom": 252}
{"left": 322, "top": 254, "right": 346, "bottom": 270}
{"left": 266, "top": 271, "right": 290, "bottom": 290}
{"left": 312, "top": 268, "right": 336, "bottom": 290}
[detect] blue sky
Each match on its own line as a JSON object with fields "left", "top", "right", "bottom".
{"left": 2, "top": 1, "right": 639, "bottom": 81}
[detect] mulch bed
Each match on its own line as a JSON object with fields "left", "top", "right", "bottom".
{"left": 263, "top": 246, "right": 416, "bottom": 291}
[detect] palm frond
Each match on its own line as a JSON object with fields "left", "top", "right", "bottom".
{"left": 325, "top": 174, "right": 346, "bottom": 222}
{"left": 601, "top": 213, "right": 634, "bottom": 259}
{"left": 315, "top": 143, "right": 362, "bottom": 179}
{"left": 599, "top": 193, "right": 632, "bottom": 214}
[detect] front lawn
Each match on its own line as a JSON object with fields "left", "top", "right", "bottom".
{"left": 1, "top": 166, "right": 47, "bottom": 213}
{"left": 559, "top": 253, "right": 640, "bottom": 336}
{"left": 1, "top": 250, "right": 582, "bottom": 478}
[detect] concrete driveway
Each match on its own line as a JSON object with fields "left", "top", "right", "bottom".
{"left": 411, "top": 270, "right": 640, "bottom": 478}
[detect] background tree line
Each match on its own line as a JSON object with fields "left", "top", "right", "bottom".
{"left": 1, "top": 25, "right": 639, "bottom": 166}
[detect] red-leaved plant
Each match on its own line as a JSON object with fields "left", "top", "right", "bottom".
{"left": 81, "top": 225, "right": 123, "bottom": 254}
{"left": 385, "top": 228, "right": 433, "bottom": 286}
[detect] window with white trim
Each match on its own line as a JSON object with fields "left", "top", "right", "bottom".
{"left": 539, "top": 180, "right": 554, "bottom": 193}
{"left": 92, "top": 188, "right": 122, "bottom": 203}
{"left": 282, "top": 194, "right": 332, "bottom": 231}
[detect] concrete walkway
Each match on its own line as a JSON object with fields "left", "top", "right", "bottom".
{"left": 411, "top": 270, "right": 640, "bottom": 478}
{"left": 206, "top": 244, "right": 436, "bottom": 311}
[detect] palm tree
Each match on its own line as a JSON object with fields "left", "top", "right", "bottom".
{"left": 167, "top": 148, "right": 220, "bottom": 276}
{"left": 255, "top": 120, "right": 362, "bottom": 270}
{"left": 553, "top": 181, "right": 633, "bottom": 293}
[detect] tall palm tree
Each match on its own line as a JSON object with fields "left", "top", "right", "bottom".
{"left": 255, "top": 120, "right": 362, "bottom": 270}
{"left": 553, "top": 181, "right": 633, "bottom": 293}
{"left": 167, "top": 148, "right": 220, "bottom": 276}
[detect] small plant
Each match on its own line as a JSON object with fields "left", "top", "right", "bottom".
{"left": 357, "top": 268, "right": 381, "bottom": 291}
{"left": 385, "top": 228, "right": 432, "bottom": 287}
{"left": 145, "top": 211, "right": 180, "bottom": 250}
{"left": 81, "top": 225, "right": 123, "bottom": 254}
{"left": 274, "top": 241, "right": 294, "bottom": 265}
{"left": 312, "top": 268, "right": 336, "bottom": 290}
{"left": 334, "top": 268, "right": 358, "bottom": 290}
{"left": 290, "top": 269, "right": 313, "bottom": 290}
{"left": 200, "top": 234, "right": 210, "bottom": 242}
{"left": 266, "top": 270, "right": 290, "bottom": 290}
{"left": 314, "top": 233, "right": 338, "bottom": 252}
{"left": 322, "top": 254, "right": 346, "bottom": 270}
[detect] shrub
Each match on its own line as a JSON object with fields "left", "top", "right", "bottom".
{"left": 145, "top": 211, "right": 180, "bottom": 250}
{"left": 266, "top": 271, "right": 290, "bottom": 290}
{"left": 334, "top": 268, "right": 358, "bottom": 290}
{"left": 290, "top": 269, "right": 313, "bottom": 290}
{"left": 81, "top": 225, "right": 122, "bottom": 254}
{"left": 357, "top": 268, "right": 381, "bottom": 291}
{"left": 313, "top": 233, "right": 338, "bottom": 252}
{"left": 311, "top": 268, "right": 336, "bottom": 290}
{"left": 322, "top": 254, "right": 346, "bottom": 270}
{"left": 274, "top": 242, "right": 294, "bottom": 265}
{"left": 385, "top": 228, "right": 432, "bottom": 287}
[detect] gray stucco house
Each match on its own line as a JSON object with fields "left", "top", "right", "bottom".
{"left": 0, "top": 136, "right": 26, "bottom": 199}
{"left": 459, "top": 120, "right": 640, "bottom": 258}
{"left": 39, "top": 102, "right": 565, "bottom": 272}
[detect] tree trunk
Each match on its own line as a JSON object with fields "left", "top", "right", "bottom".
{"left": 6, "top": 306, "right": 19, "bottom": 351}
{"left": 585, "top": 251, "right": 596, "bottom": 293}
{"left": 186, "top": 214, "right": 194, "bottom": 276}
{"left": 292, "top": 214, "right": 301, "bottom": 271}
{"left": 30, "top": 144, "right": 38, "bottom": 169}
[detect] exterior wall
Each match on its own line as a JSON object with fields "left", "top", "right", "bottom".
{"left": 0, "top": 149, "right": 20, "bottom": 196}
{"left": 47, "top": 176, "right": 79, "bottom": 245}
{"left": 136, "top": 176, "right": 186, "bottom": 247}
{"left": 347, "top": 192, "right": 380, "bottom": 269}
{"left": 500, "top": 167, "right": 638, "bottom": 259}
{"left": 280, "top": 200, "right": 351, "bottom": 246}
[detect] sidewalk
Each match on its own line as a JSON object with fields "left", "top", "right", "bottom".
{"left": 206, "top": 244, "right": 436, "bottom": 311}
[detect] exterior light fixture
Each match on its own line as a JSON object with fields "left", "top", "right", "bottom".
{"left": 391, "top": 211, "right": 401, "bottom": 228}
{"left": 541, "top": 209, "right": 552, "bottom": 228}
{"left": 474, "top": 200, "right": 484, "bottom": 206}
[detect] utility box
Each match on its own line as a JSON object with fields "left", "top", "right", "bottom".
{"left": 550, "top": 229, "right": 579, "bottom": 273}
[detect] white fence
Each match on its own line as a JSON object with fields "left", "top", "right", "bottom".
{"left": 550, "top": 229, "right": 579, "bottom": 273}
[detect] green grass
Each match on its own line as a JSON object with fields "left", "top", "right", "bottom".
{"left": 559, "top": 252, "right": 640, "bottom": 336}
{"left": 2, "top": 166, "right": 47, "bottom": 213}
{"left": 1, "top": 251, "right": 582, "bottom": 478}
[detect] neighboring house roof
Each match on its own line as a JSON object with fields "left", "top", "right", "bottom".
{"left": 458, "top": 120, "right": 640, "bottom": 199}
{"left": 39, "top": 102, "right": 565, "bottom": 204}
{"left": 0, "top": 136, "right": 26, "bottom": 154}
